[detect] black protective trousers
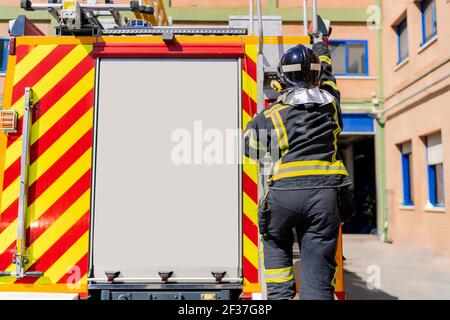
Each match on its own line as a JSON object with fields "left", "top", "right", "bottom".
{"left": 261, "top": 187, "right": 341, "bottom": 300}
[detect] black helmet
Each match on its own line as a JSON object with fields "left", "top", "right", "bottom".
{"left": 277, "top": 45, "right": 321, "bottom": 88}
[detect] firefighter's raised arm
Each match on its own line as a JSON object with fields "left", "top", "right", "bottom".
{"left": 243, "top": 112, "right": 270, "bottom": 161}
{"left": 311, "top": 32, "right": 343, "bottom": 130}
{"left": 311, "top": 33, "right": 341, "bottom": 104}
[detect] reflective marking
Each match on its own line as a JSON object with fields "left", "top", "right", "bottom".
{"left": 242, "top": 71, "right": 257, "bottom": 103}
{"left": 282, "top": 64, "right": 302, "bottom": 72}
{"left": 319, "top": 55, "right": 332, "bottom": 65}
{"left": 13, "top": 45, "right": 58, "bottom": 85}
{"left": 331, "top": 100, "right": 341, "bottom": 162}
{"left": 322, "top": 80, "right": 339, "bottom": 92}
{"left": 264, "top": 266, "right": 294, "bottom": 283}
{"left": 310, "top": 63, "right": 321, "bottom": 71}
{"left": 264, "top": 104, "right": 290, "bottom": 152}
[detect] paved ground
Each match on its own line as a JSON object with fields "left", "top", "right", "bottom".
{"left": 343, "top": 234, "right": 450, "bottom": 300}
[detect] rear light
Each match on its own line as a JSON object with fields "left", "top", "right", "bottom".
{"left": 0, "top": 110, "right": 18, "bottom": 133}
{"left": 212, "top": 271, "right": 226, "bottom": 282}
{"left": 158, "top": 271, "right": 173, "bottom": 282}
{"left": 104, "top": 271, "right": 121, "bottom": 282}
{"left": 8, "top": 37, "right": 16, "bottom": 56}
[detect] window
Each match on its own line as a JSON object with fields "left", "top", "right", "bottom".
{"left": 0, "top": 38, "right": 9, "bottom": 74}
{"left": 329, "top": 40, "right": 368, "bottom": 76}
{"left": 421, "top": 0, "right": 437, "bottom": 45}
{"left": 401, "top": 142, "right": 414, "bottom": 206}
{"left": 426, "top": 132, "right": 444, "bottom": 207}
{"left": 396, "top": 18, "right": 409, "bottom": 64}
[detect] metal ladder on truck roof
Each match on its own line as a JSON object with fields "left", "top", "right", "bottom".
{"left": 19, "top": 0, "right": 248, "bottom": 36}
{"left": 20, "top": 0, "right": 167, "bottom": 35}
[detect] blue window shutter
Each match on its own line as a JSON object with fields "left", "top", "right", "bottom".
{"left": 402, "top": 154, "right": 411, "bottom": 205}
{"left": 440, "top": 164, "right": 445, "bottom": 204}
{"left": 421, "top": 1, "right": 426, "bottom": 45}
{"left": 428, "top": 165, "right": 437, "bottom": 205}
{"left": 397, "top": 24, "right": 402, "bottom": 63}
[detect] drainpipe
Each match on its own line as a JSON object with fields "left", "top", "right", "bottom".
{"left": 374, "top": 0, "right": 389, "bottom": 242}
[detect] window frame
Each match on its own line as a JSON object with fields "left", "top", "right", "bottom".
{"left": 420, "top": 0, "right": 437, "bottom": 46}
{"left": 328, "top": 39, "right": 369, "bottom": 77}
{"left": 396, "top": 18, "right": 409, "bottom": 64}
{"left": 426, "top": 135, "right": 445, "bottom": 208}
{"left": 401, "top": 143, "right": 414, "bottom": 206}
{"left": 0, "top": 37, "right": 9, "bottom": 75}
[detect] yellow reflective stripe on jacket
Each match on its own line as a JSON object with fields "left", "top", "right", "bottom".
{"left": 263, "top": 103, "right": 291, "bottom": 118}
{"left": 322, "top": 80, "right": 340, "bottom": 92}
{"left": 248, "top": 130, "right": 268, "bottom": 152}
{"left": 272, "top": 112, "right": 289, "bottom": 150}
{"left": 272, "top": 160, "right": 349, "bottom": 181}
{"left": 331, "top": 99, "right": 341, "bottom": 162}
{"left": 264, "top": 104, "right": 290, "bottom": 152}
{"left": 331, "top": 266, "right": 338, "bottom": 288}
{"left": 319, "top": 55, "right": 332, "bottom": 65}
{"left": 275, "top": 160, "right": 345, "bottom": 169}
{"left": 264, "top": 266, "right": 294, "bottom": 283}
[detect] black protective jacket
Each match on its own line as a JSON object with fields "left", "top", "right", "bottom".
{"left": 244, "top": 42, "right": 351, "bottom": 189}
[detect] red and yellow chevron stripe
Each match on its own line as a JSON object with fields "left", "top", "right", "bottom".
{"left": 242, "top": 43, "right": 260, "bottom": 294}
{"left": 0, "top": 42, "right": 94, "bottom": 293}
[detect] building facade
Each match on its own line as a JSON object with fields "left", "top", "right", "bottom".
{"left": 382, "top": 0, "right": 450, "bottom": 256}
{"left": 0, "top": 0, "right": 381, "bottom": 235}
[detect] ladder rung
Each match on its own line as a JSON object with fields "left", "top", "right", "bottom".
{"left": 102, "top": 27, "right": 248, "bottom": 36}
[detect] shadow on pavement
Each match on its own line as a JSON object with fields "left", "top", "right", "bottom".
{"left": 344, "top": 270, "right": 398, "bottom": 300}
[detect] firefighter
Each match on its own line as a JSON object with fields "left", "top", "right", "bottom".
{"left": 244, "top": 31, "right": 352, "bottom": 300}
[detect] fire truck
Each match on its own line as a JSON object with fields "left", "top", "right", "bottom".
{"left": 0, "top": 0, "right": 345, "bottom": 300}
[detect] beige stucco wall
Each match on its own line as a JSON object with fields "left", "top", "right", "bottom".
{"left": 172, "top": 0, "right": 373, "bottom": 8}
{"left": 382, "top": 0, "right": 450, "bottom": 100}
{"left": 385, "top": 88, "right": 450, "bottom": 255}
{"left": 383, "top": 0, "right": 450, "bottom": 256}
{"left": 171, "top": 0, "right": 266, "bottom": 7}
{"left": 279, "top": 0, "right": 374, "bottom": 9}
{"left": 0, "top": 0, "right": 24, "bottom": 5}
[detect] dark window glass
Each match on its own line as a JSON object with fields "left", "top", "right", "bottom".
{"left": 397, "top": 19, "right": 409, "bottom": 63}
{"left": 348, "top": 43, "right": 366, "bottom": 74}
{"left": 422, "top": 0, "right": 437, "bottom": 43}
{"left": 329, "top": 41, "right": 368, "bottom": 75}
{"left": 329, "top": 42, "right": 346, "bottom": 74}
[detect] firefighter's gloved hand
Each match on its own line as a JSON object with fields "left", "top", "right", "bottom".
{"left": 310, "top": 32, "right": 329, "bottom": 46}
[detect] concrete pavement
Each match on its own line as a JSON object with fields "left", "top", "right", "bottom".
{"left": 343, "top": 234, "right": 450, "bottom": 300}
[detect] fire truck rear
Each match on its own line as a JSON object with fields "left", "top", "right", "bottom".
{"left": 0, "top": 0, "right": 345, "bottom": 300}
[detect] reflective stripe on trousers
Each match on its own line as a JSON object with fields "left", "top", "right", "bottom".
{"left": 264, "top": 266, "right": 295, "bottom": 283}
